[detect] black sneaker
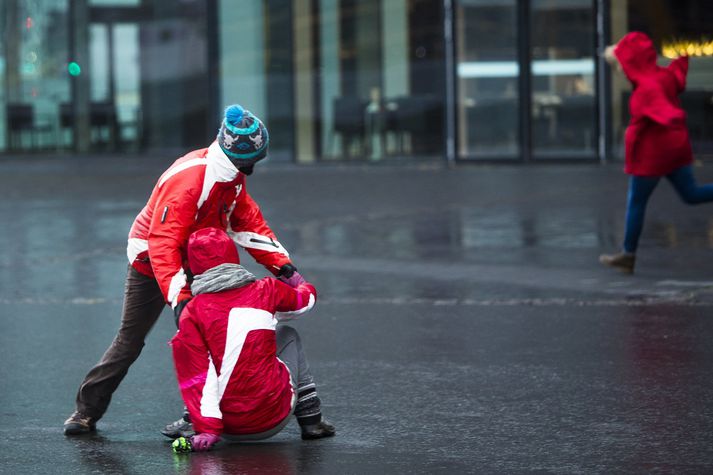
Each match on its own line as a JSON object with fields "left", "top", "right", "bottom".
{"left": 63, "top": 411, "right": 96, "bottom": 435}
{"left": 300, "top": 419, "right": 336, "bottom": 440}
{"left": 161, "top": 416, "right": 194, "bottom": 439}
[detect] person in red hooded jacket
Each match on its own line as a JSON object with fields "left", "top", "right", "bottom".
{"left": 64, "top": 105, "right": 299, "bottom": 436}
{"left": 599, "top": 32, "right": 713, "bottom": 273}
{"left": 171, "top": 227, "right": 335, "bottom": 452}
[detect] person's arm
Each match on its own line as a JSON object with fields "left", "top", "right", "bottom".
{"left": 171, "top": 305, "right": 223, "bottom": 439}
{"left": 271, "top": 274, "right": 317, "bottom": 321}
{"left": 229, "top": 186, "right": 292, "bottom": 276}
{"left": 667, "top": 55, "right": 689, "bottom": 92}
{"left": 147, "top": 172, "right": 199, "bottom": 309}
{"left": 632, "top": 83, "right": 686, "bottom": 127}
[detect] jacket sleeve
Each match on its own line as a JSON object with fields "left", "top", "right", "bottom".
{"left": 171, "top": 305, "right": 223, "bottom": 436}
{"left": 272, "top": 278, "right": 317, "bottom": 321}
{"left": 148, "top": 172, "right": 199, "bottom": 307}
{"left": 632, "top": 83, "right": 686, "bottom": 127}
{"left": 667, "top": 55, "right": 689, "bottom": 92}
{"left": 229, "top": 186, "right": 291, "bottom": 276}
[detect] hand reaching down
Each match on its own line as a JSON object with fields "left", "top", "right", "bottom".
{"left": 190, "top": 432, "right": 221, "bottom": 452}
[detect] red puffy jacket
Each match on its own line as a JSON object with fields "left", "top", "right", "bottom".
{"left": 171, "top": 228, "right": 317, "bottom": 436}
{"left": 616, "top": 32, "right": 692, "bottom": 176}
{"left": 126, "top": 142, "right": 291, "bottom": 307}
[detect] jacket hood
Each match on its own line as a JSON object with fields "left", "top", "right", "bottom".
{"left": 615, "top": 32, "right": 658, "bottom": 83}
{"left": 187, "top": 227, "right": 240, "bottom": 276}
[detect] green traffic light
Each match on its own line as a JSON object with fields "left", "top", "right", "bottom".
{"left": 68, "top": 62, "right": 81, "bottom": 76}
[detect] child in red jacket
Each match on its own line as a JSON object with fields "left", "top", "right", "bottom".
{"left": 171, "top": 227, "right": 334, "bottom": 452}
{"left": 599, "top": 32, "right": 713, "bottom": 273}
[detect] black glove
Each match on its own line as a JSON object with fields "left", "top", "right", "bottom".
{"left": 278, "top": 263, "right": 297, "bottom": 279}
{"left": 173, "top": 299, "right": 191, "bottom": 327}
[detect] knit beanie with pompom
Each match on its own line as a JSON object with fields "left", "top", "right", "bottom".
{"left": 217, "top": 104, "right": 269, "bottom": 167}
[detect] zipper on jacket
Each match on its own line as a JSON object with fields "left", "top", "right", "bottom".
{"left": 161, "top": 206, "right": 169, "bottom": 223}
{"left": 220, "top": 203, "right": 228, "bottom": 226}
{"left": 249, "top": 237, "right": 279, "bottom": 248}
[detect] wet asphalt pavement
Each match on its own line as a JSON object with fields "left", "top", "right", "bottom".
{"left": 2, "top": 156, "right": 713, "bottom": 474}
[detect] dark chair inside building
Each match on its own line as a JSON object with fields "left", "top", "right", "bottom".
{"left": 59, "top": 103, "right": 74, "bottom": 148}
{"left": 466, "top": 97, "right": 517, "bottom": 151}
{"left": 332, "top": 96, "right": 367, "bottom": 158}
{"left": 6, "top": 103, "right": 35, "bottom": 151}
{"left": 384, "top": 97, "right": 411, "bottom": 155}
{"left": 557, "top": 95, "right": 596, "bottom": 150}
{"left": 386, "top": 95, "right": 443, "bottom": 156}
{"left": 90, "top": 102, "right": 118, "bottom": 149}
{"left": 59, "top": 102, "right": 118, "bottom": 150}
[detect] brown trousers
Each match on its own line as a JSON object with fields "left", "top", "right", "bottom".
{"left": 75, "top": 265, "right": 167, "bottom": 420}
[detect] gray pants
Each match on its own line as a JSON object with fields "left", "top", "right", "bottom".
{"left": 273, "top": 326, "right": 322, "bottom": 425}
{"left": 76, "top": 266, "right": 165, "bottom": 419}
{"left": 276, "top": 325, "right": 315, "bottom": 394}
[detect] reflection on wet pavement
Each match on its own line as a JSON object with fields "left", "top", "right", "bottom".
{"left": 285, "top": 207, "right": 713, "bottom": 263}
{"left": 3, "top": 160, "right": 713, "bottom": 472}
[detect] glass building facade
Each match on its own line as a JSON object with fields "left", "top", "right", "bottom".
{"left": 1, "top": 0, "right": 712, "bottom": 163}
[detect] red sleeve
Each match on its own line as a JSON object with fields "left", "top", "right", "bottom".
{"left": 229, "top": 186, "right": 291, "bottom": 276}
{"left": 631, "top": 83, "right": 686, "bottom": 127}
{"left": 270, "top": 278, "right": 317, "bottom": 321}
{"left": 667, "top": 55, "right": 689, "bottom": 92}
{"left": 171, "top": 305, "right": 223, "bottom": 436}
{"left": 147, "top": 172, "right": 199, "bottom": 307}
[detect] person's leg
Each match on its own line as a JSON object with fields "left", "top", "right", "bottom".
{"left": 71, "top": 266, "right": 165, "bottom": 423}
{"left": 276, "top": 325, "right": 335, "bottom": 439}
{"left": 622, "top": 175, "right": 660, "bottom": 254}
{"left": 666, "top": 165, "right": 713, "bottom": 204}
{"left": 600, "top": 175, "right": 659, "bottom": 273}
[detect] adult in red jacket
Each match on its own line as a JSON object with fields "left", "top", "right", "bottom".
{"left": 172, "top": 227, "right": 335, "bottom": 451}
{"left": 599, "top": 32, "right": 713, "bottom": 273}
{"left": 64, "top": 105, "right": 296, "bottom": 435}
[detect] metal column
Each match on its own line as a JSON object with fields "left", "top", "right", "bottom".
{"left": 596, "top": 0, "right": 612, "bottom": 163}
{"left": 444, "top": 0, "right": 456, "bottom": 165}
{"left": 69, "top": 0, "right": 90, "bottom": 152}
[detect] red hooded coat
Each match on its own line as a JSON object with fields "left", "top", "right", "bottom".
{"left": 615, "top": 32, "right": 692, "bottom": 176}
{"left": 127, "top": 142, "right": 291, "bottom": 309}
{"left": 171, "top": 228, "right": 317, "bottom": 436}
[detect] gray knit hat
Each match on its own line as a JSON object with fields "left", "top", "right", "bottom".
{"left": 217, "top": 104, "right": 269, "bottom": 166}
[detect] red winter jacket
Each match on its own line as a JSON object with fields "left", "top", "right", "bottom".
{"left": 616, "top": 32, "right": 692, "bottom": 176}
{"left": 171, "top": 228, "right": 317, "bottom": 436}
{"left": 126, "top": 142, "right": 291, "bottom": 307}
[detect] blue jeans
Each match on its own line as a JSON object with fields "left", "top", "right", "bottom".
{"left": 623, "top": 165, "right": 713, "bottom": 253}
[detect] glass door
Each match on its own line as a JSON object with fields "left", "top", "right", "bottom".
{"left": 530, "top": 0, "right": 597, "bottom": 159}
{"left": 455, "top": 0, "right": 520, "bottom": 160}
{"left": 1, "top": 0, "right": 71, "bottom": 153}
{"left": 454, "top": 0, "right": 599, "bottom": 161}
{"left": 317, "top": 0, "right": 384, "bottom": 161}
{"left": 87, "top": 20, "right": 140, "bottom": 152}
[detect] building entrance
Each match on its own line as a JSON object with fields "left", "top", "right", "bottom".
{"left": 454, "top": 0, "right": 600, "bottom": 161}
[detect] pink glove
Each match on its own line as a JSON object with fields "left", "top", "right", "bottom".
{"left": 278, "top": 270, "right": 306, "bottom": 288}
{"left": 190, "top": 433, "right": 220, "bottom": 452}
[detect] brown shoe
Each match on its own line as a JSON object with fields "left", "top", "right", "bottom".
{"left": 599, "top": 252, "right": 636, "bottom": 274}
{"left": 63, "top": 411, "right": 96, "bottom": 435}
